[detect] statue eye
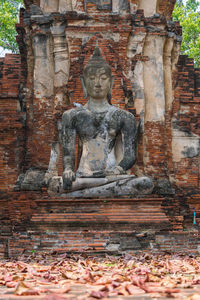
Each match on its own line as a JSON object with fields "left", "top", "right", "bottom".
{"left": 90, "top": 76, "right": 95, "bottom": 80}
{"left": 101, "top": 75, "right": 108, "bottom": 80}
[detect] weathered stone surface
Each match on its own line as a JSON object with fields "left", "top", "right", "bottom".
{"left": 126, "top": 31, "right": 146, "bottom": 123}
{"left": 33, "top": 34, "right": 54, "bottom": 98}
{"left": 143, "top": 34, "right": 166, "bottom": 123}
{"left": 50, "top": 22, "right": 69, "bottom": 88}
{"left": 48, "top": 175, "right": 136, "bottom": 194}
{"left": 16, "top": 169, "right": 45, "bottom": 191}
{"left": 10, "top": 0, "right": 199, "bottom": 193}
{"left": 139, "top": 0, "right": 157, "bottom": 17}
{"left": 62, "top": 105, "right": 136, "bottom": 178}
{"left": 40, "top": 0, "right": 59, "bottom": 13}
{"left": 47, "top": 175, "right": 153, "bottom": 197}
{"left": 172, "top": 129, "right": 199, "bottom": 162}
{"left": 61, "top": 176, "right": 154, "bottom": 198}
{"left": 85, "top": 0, "right": 112, "bottom": 11}
{"left": 56, "top": 46, "right": 154, "bottom": 196}
{"left": 119, "top": 236, "right": 141, "bottom": 250}
{"left": 153, "top": 178, "right": 175, "bottom": 195}
{"left": 30, "top": 4, "right": 43, "bottom": 15}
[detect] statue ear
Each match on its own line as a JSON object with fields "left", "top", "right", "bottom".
{"left": 81, "top": 76, "right": 88, "bottom": 99}
{"left": 107, "top": 75, "right": 114, "bottom": 102}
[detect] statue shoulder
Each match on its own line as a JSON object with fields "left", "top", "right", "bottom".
{"left": 62, "top": 108, "right": 76, "bottom": 118}
{"left": 62, "top": 107, "right": 84, "bottom": 119}
{"left": 112, "top": 107, "right": 136, "bottom": 123}
{"left": 62, "top": 107, "right": 84, "bottom": 126}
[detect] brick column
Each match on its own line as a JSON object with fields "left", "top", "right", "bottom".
{"left": 143, "top": 33, "right": 167, "bottom": 178}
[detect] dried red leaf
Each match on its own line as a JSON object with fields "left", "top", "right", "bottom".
{"left": 89, "top": 290, "right": 108, "bottom": 299}
{"left": 185, "top": 294, "right": 200, "bottom": 300}
{"left": 146, "top": 273, "right": 161, "bottom": 282}
{"left": 131, "top": 275, "right": 148, "bottom": 292}
{"left": 117, "top": 285, "right": 130, "bottom": 296}
{"left": 61, "top": 271, "right": 79, "bottom": 280}
{"left": 6, "top": 281, "right": 18, "bottom": 288}
{"left": 4, "top": 274, "right": 13, "bottom": 282}
{"left": 193, "top": 278, "right": 200, "bottom": 285}
{"left": 14, "top": 281, "right": 40, "bottom": 296}
{"left": 44, "top": 294, "right": 68, "bottom": 300}
{"left": 47, "top": 285, "right": 71, "bottom": 294}
{"left": 165, "top": 288, "right": 180, "bottom": 294}
{"left": 125, "top": 283, "right": 145, "bottom": 295}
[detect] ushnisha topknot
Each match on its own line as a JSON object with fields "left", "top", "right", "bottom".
{"left": 83, "top": 46, "right": 112, "bottom": 77}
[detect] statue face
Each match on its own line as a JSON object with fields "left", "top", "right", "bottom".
{"left": 84, "top": 67, "right": 111, "bottom": 100}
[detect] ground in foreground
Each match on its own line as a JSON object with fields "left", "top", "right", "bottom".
{"left": 1, "top": 252, "right": 200, "bottom": 299}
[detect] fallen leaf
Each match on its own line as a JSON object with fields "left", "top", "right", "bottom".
{"left": 62, "top": 271, "right": 79, "bottom": 280}
{"left": 44, "top": 294, "right": 68, "bottom": 300}
{"left": 147, "top": 273, "right": 161, "bottom": 282}
{"left": 131, "top": 274, "right": 148, "bottom": 292}
{"left": 14, "top": 281, "right": 40, "bottom": 296}
{"left": 47, "top": 285, "right": 71, "bottom": 294}
{"left": 89, "top": 290, "right": 108, "bottom": 299}
{"left": 4, "top": 274, "right": 13, "bottom": 282}
{"left": 125, "top": 283, "right": 145, "bottom": 295}
{"left": 185, "top": 294, "right": 200, "bottom": 300}
{"left": 117, "top": 285, "right": 129, "bottom": 296}
{"left": 6, "top": 281, "right": 18, "bottom": 288}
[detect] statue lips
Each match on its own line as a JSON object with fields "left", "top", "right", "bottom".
{"left": 93, "top": 87, "right": 106, "bottom": 98}
{"left": 94, "top": 84, "right": 102, "bottom": 92}
{"left": 94, "top": 90, "right": 102, "bottom": 96}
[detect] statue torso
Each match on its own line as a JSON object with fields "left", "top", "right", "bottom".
{"left": 68, "top": 105, "right": 123, "bottom": 177}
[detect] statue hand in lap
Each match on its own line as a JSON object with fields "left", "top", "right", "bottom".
{"left": 63, "top": 170, "right": 76, "bottom": 190}
{"left": 106, "top": 166, "right": 125, "bottom": 176}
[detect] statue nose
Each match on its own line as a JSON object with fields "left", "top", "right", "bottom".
{"left": 95, "top": 78, "right": 101, "bottom": 87}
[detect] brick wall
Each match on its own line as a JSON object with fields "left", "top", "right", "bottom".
{"left": 172, "top": 56, "right": 200, "bottom": 188}
{"left": 0, "top": 54, "right": 25, "bottom": 191}
{"left": 0, "top": 54, "right": 25, "bottom": 257}
{"left": 0, "top": 51, "right": 199, "bottom": 257}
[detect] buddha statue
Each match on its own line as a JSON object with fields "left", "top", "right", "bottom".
{"left": 47, "top": 47, "right": 153, "bottom": 197}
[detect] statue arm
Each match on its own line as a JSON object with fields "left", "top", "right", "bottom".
{"left": 62, "top": 111, "right": 76, "bottom": 189}
{"left": 118, "top": 113, "right": 137, "bottom": 171}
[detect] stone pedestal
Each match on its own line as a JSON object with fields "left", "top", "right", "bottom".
{"left": 6, "top": 193, "right": 173, "bottom": 257}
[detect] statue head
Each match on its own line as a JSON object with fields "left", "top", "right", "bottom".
{"left": 81, "top": 47, "right": 114, "bottom": 101}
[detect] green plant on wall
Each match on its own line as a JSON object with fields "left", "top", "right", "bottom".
{"left": 0, "top": 0, "right": 23, "bottom": 53}
{"left": 172, "top": 0, "right": 200, "bottom": 68}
